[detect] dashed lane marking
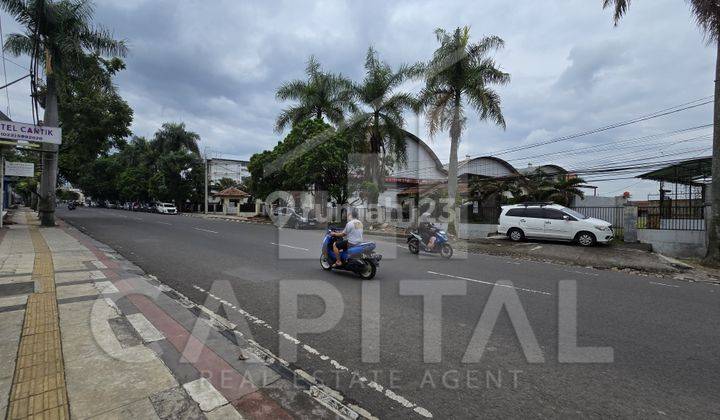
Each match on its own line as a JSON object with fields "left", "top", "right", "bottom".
{"left": 193, "top": 285, "right": 433, "bottom": 418}
{"left": 156, "top": 221, "right": 172, "bottom": 226}
{"left": 270, "top": 242, "right": 310, "bottom": 251}
{"left": 427, "top": 270, "right": 552, "bottom": 296}
{"left": 649, "top": 281, "right": 680, "bottom": 288}
{"left": 193, "top": 227, "right": 219, "bottom": 234}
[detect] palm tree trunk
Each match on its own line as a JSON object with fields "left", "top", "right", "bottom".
{"left": 447, "top": 95, "right": 462, "bottom": 235}
{"left": 704, "top": 38, "right": 720, "bottom": 265}
{"left": 38, "top": 71, "right": 59, "bottom": 227}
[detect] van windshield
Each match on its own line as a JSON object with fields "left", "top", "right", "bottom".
{"left": 562, "top": 208, "right": 588, "bottom": 220}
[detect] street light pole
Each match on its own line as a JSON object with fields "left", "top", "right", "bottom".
{"left": 204, "top": 158, "right": 208, "bottom": 214}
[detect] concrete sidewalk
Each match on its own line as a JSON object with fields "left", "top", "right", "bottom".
{"left": 0, "top": 209, "right": 356, "bottom": 419}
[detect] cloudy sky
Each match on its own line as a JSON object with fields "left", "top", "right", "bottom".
{"left": 0, "top": 0, "right": 714, "bottom": 198}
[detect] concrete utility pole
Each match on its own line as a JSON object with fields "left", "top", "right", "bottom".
{"left": 0, "top": 153, "right": 4, "bottom": 229}
{"left": 204, "top": 158, "right": 209, "bottom": 214}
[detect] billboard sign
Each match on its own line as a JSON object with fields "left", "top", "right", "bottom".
{"left": 0, "top": 121, "right": 61, "bottom": 144}
{"left": 5, "top": 161, "right": 34, "bottom": 177}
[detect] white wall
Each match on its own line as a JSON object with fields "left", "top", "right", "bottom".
{"left": 387, "top": 135, "right": 446, "bottom": 180}
{"left": 637, "top": 229, "right": 706, "bottom": 258}
{"left": 457, "top": 157, "right": 515, "bottom": 178}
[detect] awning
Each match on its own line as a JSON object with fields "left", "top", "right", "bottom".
{"left": 636, "top": 156, "right": 711, "bottom": 185}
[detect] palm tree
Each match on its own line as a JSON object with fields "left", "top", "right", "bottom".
{"left": 1, "top": 0, "right": 127, "bottom": 226}
{"left": 344, "top": 47, "right": 417, "bottom": 204}
{"left": 546, "top": 176, "right": 586, "bottom": 206}
{"left": 601, "top": 1, "right": 720, "bottom": 264}
{"left": 152, "top": 122, "right": 201, "bottom": 156}
{"left": 420, "top": 27, "right": 510, "bottom": 234}
{"left": 275, "top": 56, "right": 354, "bottom": 132}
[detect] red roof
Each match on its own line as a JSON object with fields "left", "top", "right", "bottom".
{"left": 213, "top": 187, "right": 250, "bottom": 198}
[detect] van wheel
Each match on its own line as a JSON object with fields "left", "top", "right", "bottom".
{"left": 576, "top": 231, "right": 596, "bottom": 247}
{"left": 508, "top": 228, "right": 524, "bottom": 242}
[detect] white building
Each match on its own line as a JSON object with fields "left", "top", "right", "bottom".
{"left": 209, "top": 158, "right": 249, "bottom": 184}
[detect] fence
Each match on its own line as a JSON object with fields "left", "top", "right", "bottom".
{"left": 461, "top": 205, "right": 502, "bottom": 224}
{"left": 570, "top": 206, "right": 625, "bottom": 237}
{"left": 637, "top": 205, "right": 706, "bottom": 231}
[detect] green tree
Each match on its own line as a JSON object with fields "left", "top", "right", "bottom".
{"left": 600, "top": 1, "right": 720, "bottom": 264}
{"left": 275, "top": 56, "right": 355, "bottom": 132}
{"left": 1, "top": 0, "right": 128, "bottom": 226}
{"left": 78, "top": 155, "right": 121, "bottom": 202}
{"left": 148, "top": 123, "right": 202, "bottom": 208}
{"left": 420, "top": 27, "right": 510, "bottom": 234}
{"left": 115, "top": 137, "right": 152, "bottom": 203}
{"left": 344, "top": 47, "right": 416, "bottom": 204}
{"left": 57, "top": 57, "right": 133, "bottom": 186}
{"left": 212, "top": 177, "right": 240, "bottom": 192}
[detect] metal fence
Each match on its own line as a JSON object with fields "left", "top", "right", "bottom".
{"left": 462, "top": 205, "right": 502, "bottom": 224}
{"left": 570, "top": 206, "right": 625, "bottom": 237}
{"left": 637, "top": 205, "right": 706, "bottom": 231}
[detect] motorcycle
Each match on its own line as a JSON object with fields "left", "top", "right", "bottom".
{"left": 407, "top": 226, "right": 453, "bottom": 259}
{"left": 67, "top": 201, "right": 76, "bottom": 211}
{"left": 320, "top": 228, "right": 382, "bottom": 280}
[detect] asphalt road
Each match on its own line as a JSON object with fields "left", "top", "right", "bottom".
{"left": 58, "top": 207, "right": 720, "bottom": 419}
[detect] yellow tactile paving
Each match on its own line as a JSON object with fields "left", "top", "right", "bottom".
{"left": 7, "top": 218, "right": 70, "bottom": 420}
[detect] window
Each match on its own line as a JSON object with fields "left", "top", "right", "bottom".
{"left": 524, "top": 208, "right": 545, "bottom": 218}
{"left": 506, "top": 208, "right": 525, "bottom": 217}
{"left": 562, "top": 208, "right": 588, "bottom": 220}
{"left": 544, "top": 209, "right": 566, "bottom": 220}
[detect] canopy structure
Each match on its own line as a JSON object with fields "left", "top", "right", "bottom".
{"left": 213, "top": 187, "right": 250, "bottom": 198}
{"left": 637, "top": 156, "right": 712, "bottom": 186}
{"left": 212, "top": 187, "right": 251, "bottom": 216}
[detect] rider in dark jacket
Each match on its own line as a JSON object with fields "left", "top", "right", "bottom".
{"left": 417, "top": 213, "right": 438, "bottom": 250}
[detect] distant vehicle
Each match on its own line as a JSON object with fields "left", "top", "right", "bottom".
{"left": 141, "top": 203, "right": 156, "bottom": 213}
{"left": 131, "top": 202, "right": 141, "bottom": 212}
{"left": 67, "top": 201, "right": 76, "bottom": 211}
{"left": 107, "top": 202, "right": 118, "bottom": 209}
{"left": 156, "top": 202, "right": 177, "bottom": 215}
{"left": 498, "top": 202, "right": 613, "bottom": 247}
{"left": 274, "top": 207, "right": 317, "bottom": 229}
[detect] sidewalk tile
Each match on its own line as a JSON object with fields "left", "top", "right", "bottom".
{"left": 183, "top": 378, "right": 228, "bottom": 412}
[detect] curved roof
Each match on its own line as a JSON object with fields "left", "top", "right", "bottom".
{"left": 402, "top": 130, "right": 448, "bottom": 175}
{"left": 214, "top": 187, "right": 249, "bottom": 198}
{"left": 455, "top": 155, "right": 519, "bottom": 176}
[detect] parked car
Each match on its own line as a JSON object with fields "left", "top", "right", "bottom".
{"left": 498, "top": 202, "right": 613, "bottom": 246}
{"left": 141, "top": 203, "right": 156, "bottom": 213}
{"left": 156, "top": 202, "right": 177, "bottom": 215}
{"left": 274, "top": 207, "right": 317, "bottom": 229}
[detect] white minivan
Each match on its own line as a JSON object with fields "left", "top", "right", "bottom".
{"left": 156, "top": 202, "right": 177, "bottom": 215}
{"left": 498, "top": 203, "right": 613, "bottom": 246}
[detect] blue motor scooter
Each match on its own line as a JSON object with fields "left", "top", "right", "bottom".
{"left": 407, "top": 225, "right": 453, "bottom": 258}
{"left": 320, "top": 228, "right": 382, "bottom": 280}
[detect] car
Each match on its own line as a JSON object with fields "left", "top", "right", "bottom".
{"left": 498, "top": 202, "right": 613, "bottom": 246}
{"left": 274, "top": 206, "right": 318, "bottom": 229}
{"left": 156, "top": 202, "right": 178, "bottom": 215}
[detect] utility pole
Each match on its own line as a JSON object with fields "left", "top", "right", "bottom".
{"left": 0, "top": 153, "right": 4, "bottom": 229}
{"left": 204, "top": 158, "right": 209, "bottom": 214}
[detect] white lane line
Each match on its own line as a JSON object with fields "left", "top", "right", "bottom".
{"left": 427, "top": 270, "right": 552, "bottom": 296}
{"left": 156, "top": 221, "right": 172, "bottom": 226}
{"left": 649, "top": 281, "right": 680, "bottom": 288}
{"left": 131, "top": 217, "right": 143, "bottom": 221}
{"left": 270, "top": 242, "right": 310, "bottom": 251}
{"left": 126, "top": 313, "right": 165, "bottom": 342}
{"left": 193, "top": 227, "right": 218, "bottom": 234}
{"left": 193, "top": 285, "right": 433, "bottom": 418}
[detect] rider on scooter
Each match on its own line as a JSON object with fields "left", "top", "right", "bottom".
{"left": 418, "top": 212, "right": 438, "bottom": 251}
{"left": 331, "top": 208, "right": 363, "bottom": 267}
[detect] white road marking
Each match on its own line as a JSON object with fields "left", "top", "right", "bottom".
{"left": 427, "top": 270, "right": 552, "bottom": 296}
{"left": 131, "top": 217, "right": 143, "bottom": 221}
{"left": 156, "top": 221, "right": 172, "bottom": 225}
{"left": 649, "top": 281, "right": 680, "bottom": 288}
{"left": 529, "top": 245, "right": 543, "bottom": 251}
{"left": 270, "top": 242, "right": 310, "bottom": 251}
{"left": 126, "top": 313, "right": 165, "bottom": 342}
{"left": 193, "top": 227, "right": 218, "bottom": 234}
{"left": 193, "top": 284, "right": 432, "bottom": 418}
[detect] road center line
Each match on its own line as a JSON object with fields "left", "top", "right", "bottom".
{"left": 649, "top": 281, "right": 680, "bottom": 288}
{"left": 193, "top": 227, "right": 218, "bottom": 234}
{"left": 156, "top": 221, "right": 172, "bottom": 225}
{"left": 427, "top": 270, "right": 552, "bottom": 295}
{"left": 270, "top": 242, "right": 310, "bottom": 251}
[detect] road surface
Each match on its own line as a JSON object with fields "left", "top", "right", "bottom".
{"left": 58, "top": 207, "right": 720, "bottom": 418}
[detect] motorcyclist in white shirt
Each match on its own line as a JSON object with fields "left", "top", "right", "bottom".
{"left": 331, "top": 208, "right": 363, "bottom": 267}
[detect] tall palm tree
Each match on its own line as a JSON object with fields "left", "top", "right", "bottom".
{"left": 344, "top": 47, "right": 417, "bottom": 203}
{"left": 546, "top": 176, "right": 586, "bottom": 206}
{"left": 601, "top": 1, "right": 720, "bottom": 264}
{"left": 1, "top": 0, "right": 127, "bottom": 226}
{"left": 152, "top": 122, "right": 201, "bottom": 156}
{"left": 275, "top": 56, "right": 354, "bottom": 132}
{"left": 420, "top": 27, "right": 510, "bottom": 233}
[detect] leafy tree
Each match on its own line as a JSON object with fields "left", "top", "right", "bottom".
{"left": 115, "top": 137, "right": 153, "bottom": 203}
{"left": 57, "top": 57, "right": 133, "bottom": 186}
{"left": 275, "top": 56, "right": 355, "bottom": 132}
{"left": 599, "top": 1, "right": 720, "bottom": 264}
{"left": 420, "top": 27, "right": 510, "bottom": 234}
{"left": 212, "top": 177, "right": 240, "bottom": 192}
{"left": 148, "top": 123, "right": 202, "bottom": 207}
{"left": 78, "top": 155, "right": 121, "bottom": 202}
{"left": 344, "top": 47, "right": 416, "bottom": 203}
{"left": 1, "top": 0, "right": 128, "bottom": 226}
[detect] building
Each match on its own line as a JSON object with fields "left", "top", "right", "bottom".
{"left": 208, "top": 158, "right": 250, "bottom": 184}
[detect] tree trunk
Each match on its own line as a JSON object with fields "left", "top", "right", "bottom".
{"left": 447, "top": 94, "right": 462, "bottom": 235}
{"left": 704, "top": 39, "right": 720, "bottom": 265}
{"left": 38, "top": 72, "right": 59, "bottom": 227}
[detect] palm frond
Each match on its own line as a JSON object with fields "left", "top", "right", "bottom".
{"left": 602, "top": 0, "right": 630, "bottom": 25}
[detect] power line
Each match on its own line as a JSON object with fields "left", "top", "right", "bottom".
{"left": 492, "top": 96, "right": 712, "bottom": 156}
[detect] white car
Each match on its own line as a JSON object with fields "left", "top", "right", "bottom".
{"left": 156, "top": 202, "right": 177, "bottom": 215}
{"left": 498, "top": 203, "right": 613, "bottom": 246}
